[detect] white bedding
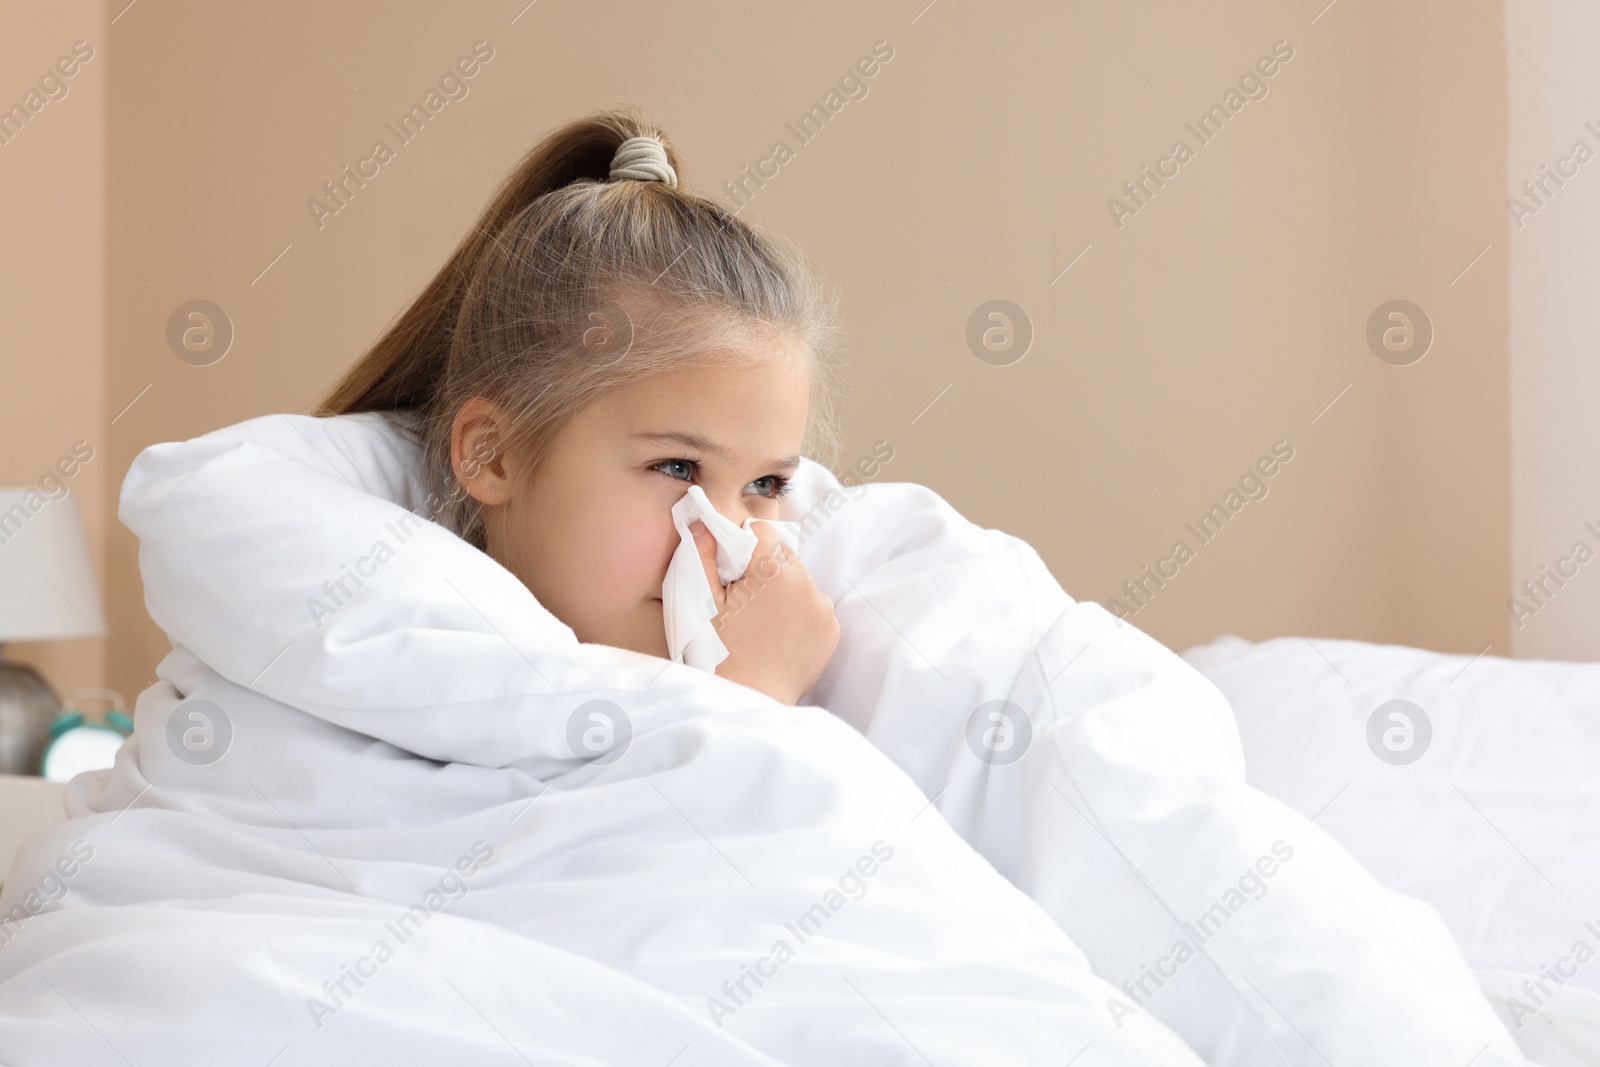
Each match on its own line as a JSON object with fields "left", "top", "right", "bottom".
{"left": 1183, "top": 634, "right": 1600, "bottom": 1065}
{"left": 0, "top": 412, "right": 1532, "bottom": 1064}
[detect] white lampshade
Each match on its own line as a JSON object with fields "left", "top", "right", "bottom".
{"left": 0, "top": 489, "right": 105, "bottom": 642}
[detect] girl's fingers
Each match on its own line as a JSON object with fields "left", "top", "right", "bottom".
{"left": 748, "top": 522, "right": 794, "bottom": 569}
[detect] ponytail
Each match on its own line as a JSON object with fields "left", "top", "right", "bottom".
{"left": 316, "top": 108, "right": 685, "bottom": 416}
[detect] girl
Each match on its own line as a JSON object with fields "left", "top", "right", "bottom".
{"left": 318, "top": 107, "right": 842, "bottom": 707}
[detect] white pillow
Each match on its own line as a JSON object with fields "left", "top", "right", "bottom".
{"left": 1182, "top": 634, "right": 1600, "bottom": 1060}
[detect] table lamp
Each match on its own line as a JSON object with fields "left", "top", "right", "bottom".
{"left": 0, "top": 489, "right": 106, "bottom": 775}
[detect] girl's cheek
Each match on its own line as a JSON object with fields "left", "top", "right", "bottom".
{"left": 608, "top": 504, "right": 679, "bottom": 579}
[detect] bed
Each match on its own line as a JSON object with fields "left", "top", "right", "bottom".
{"left": 1182, "top": 634, "right": 1600, "bottom": 1066}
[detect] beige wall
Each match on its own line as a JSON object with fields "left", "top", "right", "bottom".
{"left": 1, "top": 5, "right": 106, "bottom": 699}
{"left": 5, "top": 0, "right": 1512, "bottom": 708}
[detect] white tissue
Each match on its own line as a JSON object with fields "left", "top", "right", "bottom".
{"left": 663, "top": 484, "right": 802, "bottom": 673}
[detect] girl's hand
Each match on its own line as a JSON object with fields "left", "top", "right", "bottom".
{"left": 692, "top": 520, "right": 839, "bottom": 705}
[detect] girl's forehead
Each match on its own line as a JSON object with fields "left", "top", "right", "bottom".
{"left": 613, "top": 358, "right": 809, "bottom": 415}
{"left": 589, "top": 361, "right": 810, "bottom": 452}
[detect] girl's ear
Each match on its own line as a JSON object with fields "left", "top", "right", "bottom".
{"left": 451, "top": 396, "right": 516, "bottom": 506}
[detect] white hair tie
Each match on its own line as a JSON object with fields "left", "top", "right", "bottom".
{"left": 609, "top": 135, "right": 678, "bottom": 187}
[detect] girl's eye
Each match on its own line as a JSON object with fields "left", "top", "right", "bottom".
{"left": 749, "top": 475, "right": 792, "bottom": 499}
{"left": 654, "top": 458, "right": 695, "bottom": 482}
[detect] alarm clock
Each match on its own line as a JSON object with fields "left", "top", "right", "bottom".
{"left": 40, "top": 688, "right": 132, "bottom": 783}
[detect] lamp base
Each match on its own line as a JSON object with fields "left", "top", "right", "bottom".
{"left": 0, "top": 661, "right": 61, "bottom": 776}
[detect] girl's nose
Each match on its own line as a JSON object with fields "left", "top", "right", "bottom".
{"left": 705, "top": 490, "right": 748, "bottom": 526}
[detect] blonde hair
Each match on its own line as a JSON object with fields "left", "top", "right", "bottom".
{"left": 317, "top": 106, "right": 844, "bottom": 548}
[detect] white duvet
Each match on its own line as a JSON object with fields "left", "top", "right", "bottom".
{"left": 0, "top": 412, "right": 1531, "bottom": 1065}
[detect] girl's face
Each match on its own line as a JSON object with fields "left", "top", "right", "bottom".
{"left": 452, "top": 347, "right": 811, "bottom": 658}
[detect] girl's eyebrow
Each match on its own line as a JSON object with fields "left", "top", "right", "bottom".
{"left": 632, "top": 431, "right": 801, "bottom": 472}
